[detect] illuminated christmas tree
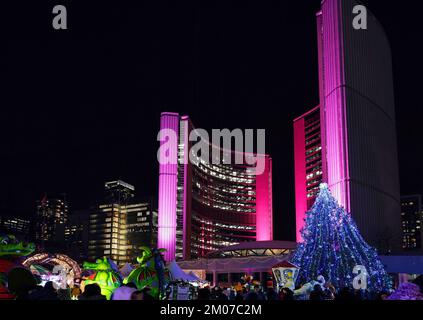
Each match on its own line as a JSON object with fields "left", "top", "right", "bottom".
{"left": 290, "top": 184, "right": 392, "bottom": 293}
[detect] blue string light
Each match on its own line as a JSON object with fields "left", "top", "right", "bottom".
{"left": 290, "top": 183, "right": 392, "bottom": 293}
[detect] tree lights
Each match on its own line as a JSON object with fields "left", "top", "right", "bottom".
{"left": 290, "top": 184, "right": 392, "bottom": 293}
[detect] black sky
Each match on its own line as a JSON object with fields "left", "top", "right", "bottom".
{"left": 1, "top": 0, "right": 422, "bottom": 241}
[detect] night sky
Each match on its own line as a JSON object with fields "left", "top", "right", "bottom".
{"left": 1, "top": 0, "right": 422, "bottom": 241}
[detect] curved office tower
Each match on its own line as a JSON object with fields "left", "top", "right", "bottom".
{"left": 158, "top": 113, "right": 273, "bottom": 261}
{"left": 294, "top": 0, "right": 400, "bottom": 250}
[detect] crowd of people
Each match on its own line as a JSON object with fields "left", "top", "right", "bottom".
{"left": 194, "top": 285, "right": 382, "bottom": 301}
{"left": 4, "top": 266, "right": 423, "bottom": 301}
{"left": 193, "top": 276, "right": 423, "bottom": 301}
{"left": 195, "top": 286, "right": 284, "bottom": 301}
{"left": 4, "top": 267, "right": 158, "bottom": 301}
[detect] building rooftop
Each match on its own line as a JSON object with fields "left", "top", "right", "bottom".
{"left": 206, "top": 241, "right": 297, "bottom": 258}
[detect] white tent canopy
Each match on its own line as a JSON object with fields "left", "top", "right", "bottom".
{"left": 168, "top": 260, "right": 198, "bottom": 282}
{"left": 188, "top": 271, "right": 202, "bottom": 282}
{"left": 120, "top": 263, "right": 134, "bottom": 278}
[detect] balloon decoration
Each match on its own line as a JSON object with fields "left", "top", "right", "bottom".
{"left": 123, "top": 247, "right": 170, "bottom": 299}
{"left": 82, "top": 257, "right": 121, "bottom": 300}
{"left": 0, "top": 234, "right": 35, "bottom": 300}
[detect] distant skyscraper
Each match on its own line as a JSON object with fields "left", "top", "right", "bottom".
{"left": 35, "top": 195, "right": 68, "bottom": 242}
{"left": 126, "top": 198, "right": 158, "bottom": 260}
{"left": 0, "top": 214, "right": 31, "bottom": 238}
{"left": 88, "top": 181, "right": 158, "bottom": 264}
{"left": 65, "top": 209, "right": 90, "bottom": 262}
{"left": 88, "top": 180, "right": 135, "bottom": 265}
{"left": 158, "top": 112, "right": 273, "bottom": 262}
{"left": 400, "top": 195, "right": 423, "bottom": 251}
{"left": 294, "top": 0, "right": 401, "bottom": 251}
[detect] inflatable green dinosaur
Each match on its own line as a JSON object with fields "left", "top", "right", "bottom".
{"left": 0, "top": 234, "right": 35, "bottom": 299}
{"left": 82, "top": 257, "right": 121, "bottom": 300}
{"left": 0, "top": 235, "right": 35, "bottom": 257}
{"left": 123, "top": 247, "right": 169, "bottom": 299}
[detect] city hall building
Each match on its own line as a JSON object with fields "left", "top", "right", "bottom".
{"left": 158, "top": 112, "right": 273, "bottom": 261}
{"left": 294, "top": 0, "right": 401, "bottom": 251}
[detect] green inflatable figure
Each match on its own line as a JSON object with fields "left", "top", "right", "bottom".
{"left": 82, "top": 257, "right": 121, "bottom": 300}
{"left": 123, "top": 247, "right": 169, "bottom": 299}
{"left": 0, "top": 234, "right": 35, "bottom": 299}
{"left": 0, "top": 235, "right": 35, "bottom": 257}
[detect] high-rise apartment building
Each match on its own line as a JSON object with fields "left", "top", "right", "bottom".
{"left": 88, "top": 181, "right": 158, "bottom": 264}
{"left": 34, "top": 195, "right": 68, "bottom": 242}
{"left": 0, "top": 214, "right": 31, "bottom": 238}
{"left": 88, "top": 181, "right": 134, "bottom": 265}
{"left": 65, "top": 209, "right": 90, "bottom": 262}
{"left": 126, "top": 198, "right": 158, "bottom": 260}
{"left": 400, "top": 195, "right": 423, "bottom": 251}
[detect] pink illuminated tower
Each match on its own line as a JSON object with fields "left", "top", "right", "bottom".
{"left": 294, "top": 106, "right": 323, "bottom": 241}
{"left": 157, "top": 113, "right": 180, "bottom": 262}
{"left": 158, "top": 113, "right": 273, "bottom": 262}
{"left": 294, "top": 0, "right": 401, "bottom": 251}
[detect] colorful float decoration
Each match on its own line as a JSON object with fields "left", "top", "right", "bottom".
{"left": 22, "top": 253, "right": 81, "bottom": 288}
{"left": 0, "top": 234, "right": 35, "bottom": 299}
{"left": 123, "top": 247, "right": 170, "bottom": 299}
{"left": 81, "top": 257, "right": 122, "bottom": 300}
{"left": 272, "top": 261, "right": 299, "bottom": 291}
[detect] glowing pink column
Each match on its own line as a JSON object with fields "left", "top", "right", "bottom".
{"left": 255, "top": 155, "right": 273, "bottom": 241}
{"left": 180, "top": 116, "right": 191, "bottom": 260}
{"left": 157, "top": 112, "right": 179, "bottom": 262}
{"left": 293, "top": 117, "right": 307, "bottom": 242}
{"left": 319, "top": 0, "right": 351, "bottom": 212}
